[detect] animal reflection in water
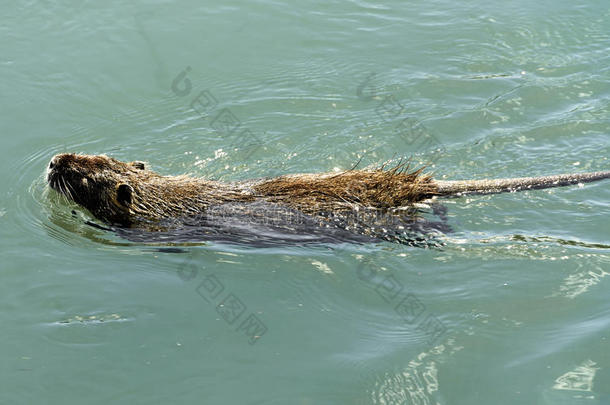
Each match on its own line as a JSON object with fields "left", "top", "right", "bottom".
{"left": 114, "top": 201, "right": 451, "bottom": 248}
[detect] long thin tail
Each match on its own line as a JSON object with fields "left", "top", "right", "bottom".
{"left": 433, "top": 171, "right": 610, "bottom": 196}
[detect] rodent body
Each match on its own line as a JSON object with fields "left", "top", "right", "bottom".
{"left": 46, "top": 153, "right": 610, "bottom": 244}
{"left": 46, "top": 153, "right": 436, "bottom": 227}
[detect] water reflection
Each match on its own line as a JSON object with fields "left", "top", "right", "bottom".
{"left": 369, "top": 339, "right": 463, "bottom": 405}
{"left": 45, "top": 196, "right": 451, "bottom": 249}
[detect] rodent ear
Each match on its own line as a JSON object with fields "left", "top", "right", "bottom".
{"left": 116, "top": 184, "right": 133, "bottom": 207}
{"left": 130, "top": 161, "right": 146, "bottom": 170}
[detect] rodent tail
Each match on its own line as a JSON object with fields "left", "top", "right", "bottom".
{"left": 433, "top": 171, "right": 610, "bottom": 196}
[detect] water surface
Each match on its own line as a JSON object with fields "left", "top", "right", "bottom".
{"left": 1, "top": 1, "right": 609, "bottom": 404}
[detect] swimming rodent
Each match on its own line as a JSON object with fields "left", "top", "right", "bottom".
{"left": 46, "top": 153, "right": 610, "bottom": 235}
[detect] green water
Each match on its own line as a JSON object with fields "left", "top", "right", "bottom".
{"left": 2, "top": 1, "right": 609, "bottom": 404}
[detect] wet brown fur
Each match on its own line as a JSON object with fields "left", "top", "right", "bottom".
{"left": 48, "top": 153, "right": 610, "bottom": 229}
{"left": 255, "top": 164, "right": 436, "bottom": 215}
{"left": 47, "top": 153, "right": 436, "bottom": 227}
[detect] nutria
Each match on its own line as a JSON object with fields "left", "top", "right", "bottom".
{"left": 46, "top": 153, "right": 610, "bottom": 243}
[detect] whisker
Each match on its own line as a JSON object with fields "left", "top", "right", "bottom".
{"left": 61, "top": 177, "right": 70, "bottom": 198}
{"left": 66, "top": 180, "right": 77, "bottom": 201}
{"left": 61, "top": 177, "right": 75, "bottom": 201}
{"left": 59, "top": 178, "right": 70, "bottom": 204}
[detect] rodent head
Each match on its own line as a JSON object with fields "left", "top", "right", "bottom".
{"left": 47, "top": 153, "right": 149, "bottom": 225}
